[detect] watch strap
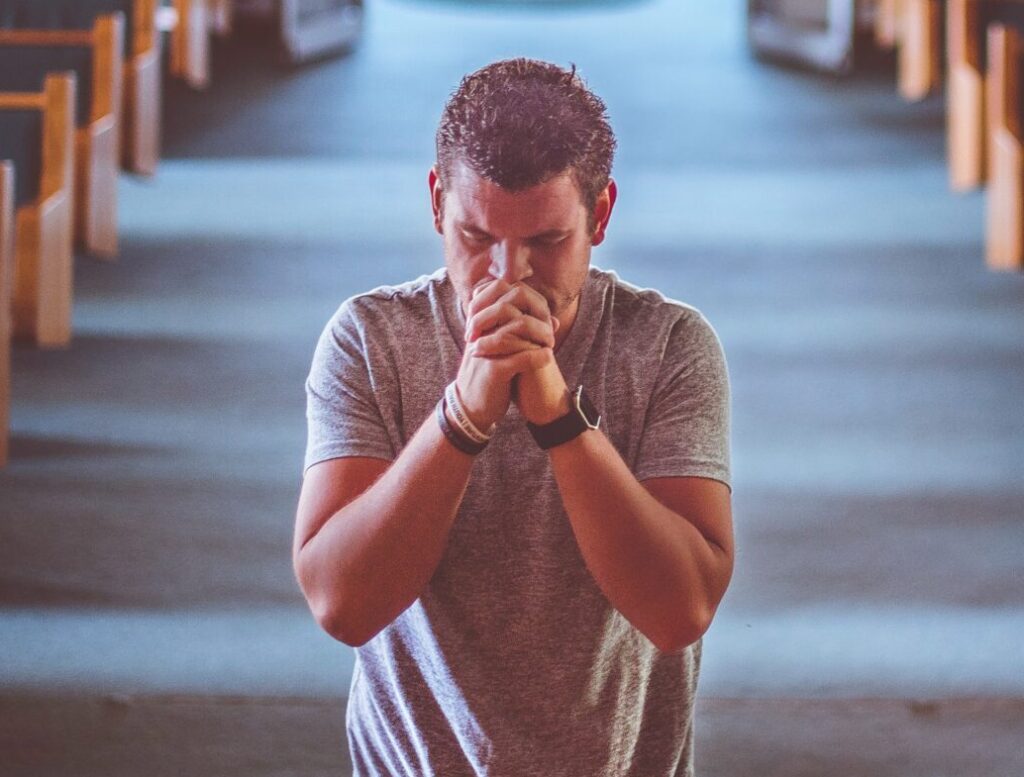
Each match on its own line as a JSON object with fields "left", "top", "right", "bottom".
{"left": 526, "top": 385, "right": 600, "bottom": 450}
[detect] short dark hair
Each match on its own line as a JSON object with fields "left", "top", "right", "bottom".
{"left": 435, "top": 58, "right": 616, "bottom": 228}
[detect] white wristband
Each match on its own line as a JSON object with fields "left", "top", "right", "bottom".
{"left": 445, "top": 382, "right": 493, "bottom": 444}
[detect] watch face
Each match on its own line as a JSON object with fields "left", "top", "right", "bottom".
{"left": 575, "top": 386, "right": 601, "bottom": 430}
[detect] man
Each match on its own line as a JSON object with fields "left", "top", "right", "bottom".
{"left": 293, "top": 58, "right": 733, "bottom": 776}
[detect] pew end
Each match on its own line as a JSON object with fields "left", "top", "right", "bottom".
{"left": 170, "top": 0, "right": 211, "bottom": 90}
{"left": 947, "top": 0, "right": 986, "bottom": 192}
{"left": 83, "top": 13, "right": 125, "bottom": 258}
{"left": 899, "top": 0, "right": 943, "bottom": 102}
{"left": 874, "top": 0, "right": 899, "bottom": 50}
{"left": 985, "top": 23, "right": 1024, "bottom": 271}
{"left": 0, "top": 74, "right": 77, "bottom": 348}
{"left": 0, "top": 160, "right": 12, "bottom": 467}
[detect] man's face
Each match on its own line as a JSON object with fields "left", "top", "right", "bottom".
{"left": 430, "top": 159, "right": 613, "bottom": 322}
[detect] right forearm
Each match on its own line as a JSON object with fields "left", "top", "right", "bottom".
{"left": 297, "top": 280, "right": 555, "bottom": 645}
{"left": 298, "top": 408, "right": 474, "bottom": 645}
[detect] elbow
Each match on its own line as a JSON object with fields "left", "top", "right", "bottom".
{"left": 294, "top": 554, "right": 374, "bottom": 648}
{"left": 655, "top": 557, "right": 734, "bottom": 653}
{"left": 314, "top": 599, "right": 374, "bottom": 648}
{"left": 308, "top": 585, "right": 385, "bottom": 647}
{"left": 651, "top": 606, "right": 714, "bottom": 654}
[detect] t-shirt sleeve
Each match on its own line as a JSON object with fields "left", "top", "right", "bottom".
{"left": 633, "top": 310, "right": 732, "bottom": 492}
{"left": 303, "top": 301, "right": 396, "bottom": 474}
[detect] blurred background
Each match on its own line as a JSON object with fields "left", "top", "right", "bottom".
{"left": 1, "top": 1, "right": 1022, "bottom": 775}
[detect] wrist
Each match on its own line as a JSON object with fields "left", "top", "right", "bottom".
{"left": 436, "top": 395, "right": 488, "bottom": 455}
{"left": 447, "top": 381, "right": 497, "bottom": 442}
{"left": 525, "top": 385, "right": 602, "bottom": 450}
{"left": 516, "top": 361, "right": 570, "bottom": 426}
{"left": 528, "top": 389, "right": 572, "bottom": 425}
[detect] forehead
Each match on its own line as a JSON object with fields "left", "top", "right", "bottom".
{"left": 444, "top": 159, "right": 584, "bottom": 233}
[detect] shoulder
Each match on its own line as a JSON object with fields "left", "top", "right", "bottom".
{"left": 321, "top": 267, "right": 450, "bottom": 345}
{"left": 592, "top": 267, "right": 723, "bottom": 352}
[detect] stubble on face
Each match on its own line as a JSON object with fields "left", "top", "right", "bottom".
{"left": 437, "top": 161, "right": 593, "bottom": 326}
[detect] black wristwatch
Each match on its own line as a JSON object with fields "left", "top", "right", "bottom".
{"left": 526, "top": 385, "right": 601, "bottom": 450}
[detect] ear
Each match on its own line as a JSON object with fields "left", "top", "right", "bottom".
{"left": 590, "top": 178, "right": 617, "bottom": 247}
{"left": 429, "top": 166, "right": 444, "bottom": 235}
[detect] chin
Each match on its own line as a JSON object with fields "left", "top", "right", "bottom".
{"left": 550, "top": 288, "right": 582, "bottom": 316}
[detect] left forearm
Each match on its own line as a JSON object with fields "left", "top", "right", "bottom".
{"left": 548, "top": 429, "right": 730, "bottom": 652}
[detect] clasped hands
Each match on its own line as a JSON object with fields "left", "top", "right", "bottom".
{"left": 456, "top": 278, "right": 572, "bottom": 433}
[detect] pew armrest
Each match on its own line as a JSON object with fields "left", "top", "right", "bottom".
{"left": 0, "top": 160, "right": 13, "bottom": 466}
{"left": 170, "top": 0, "right": 210, "bottom": 90}
{"left": 123, "top": 42, "right": 161, "bottom": 175}
{"left": 947, "top": 0, "right": 986, "bottom": 191}
{"left": 985, "top": 24, "right": 1024, "bottom": 270}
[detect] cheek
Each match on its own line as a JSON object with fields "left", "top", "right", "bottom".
{"left": 443, "top": 240, "right": 492, "bottom": 294}
{"left": 550, "top": 239, "right": 590, "bottom": 277}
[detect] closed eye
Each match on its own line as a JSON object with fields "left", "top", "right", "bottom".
{"left": 461, "top": 229, "right": 492, "bottom": 244}
{"left": 529, "top": 235, "right": 567, "bottom": 248}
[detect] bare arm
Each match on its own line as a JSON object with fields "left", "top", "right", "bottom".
{"left": 292, "top": 412, "right": 475, "bottom": 647}
{"left": 519, "top": 359, "right": 734, "bottom": 653}
{"left": 294, "top": 280, "right": 553, "bottom": 647}
{"left": 548, "top": 430, "right": 734, "bottom": 653}
{"left": 472, "top": 282, "right": 734, "bottom": 653}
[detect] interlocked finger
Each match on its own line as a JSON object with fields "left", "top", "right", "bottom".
{"left": 466, "top": 302, "right": 525, "bottom": 343}
{"left": 465, "top": 278, "right": 514, "bottom": 323}
{"left": 496, "top": 284, "right": 552, "bottom": 324}
{"left": 470, "top": 314, "right": 555, "bottom": 356}
{"left": 466, "top": 284, "right": 553, "bottom": 342}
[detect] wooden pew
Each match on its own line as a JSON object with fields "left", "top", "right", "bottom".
{"left": 209, "top": 0, "right": 232, "bottom": 37}
{"left": 948, "top": 0, "right": 987, "bottom": 191}
{"left": 986, "top": 20, "right": 1024, "bottom": 269}
{"left": 0, "top": 0, "right": 163, "bottom": 176}
{"left": 0, "top": 73, "right": 76, "bottom": 347}
{"left": 0, "top": 160, "right": 12, "bottom": 467}
{"left": 123, "top": 0, "right": 162, "bottom": 175}
{"left": 170, "top": 0, "right": 210, "bottom": 90}
{"left": 899, "top": 0, "right": 943, "bottom": 100}
{"left": 0, "top": 13, "right": 124, "bottom": 258}
{"left": 875, "top": 0, "right": 901, "bottom": 50}
{"left": 868, "top": 0, "right": 943, "bottom": 100}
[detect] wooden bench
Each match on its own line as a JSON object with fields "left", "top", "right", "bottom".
{"left": 0, "top": 73, "right": 76, "bottom": 347}
{"left": 123, "top": 0, "right": 162, "bottom": 175}
{"left": 899, "top": 0, "right": 943, "bottom": 100}
{"left": 169, "top": 0, "right": 210, "bottom": 90}
{"left": 875, "top": 0, "right": 899, "bottom": 49}
{"left": 986, "top": 16, "right": 1024, "bottom": 269}
{"left": 209, "top": 0, "right": 233, "bottom": 37}
{"left": 0, "top": 160, "right": 12, "bottom": 467}
{"left": 0, "top": 13, "right": 124, "bottom": 257}
{"left": 0, "top": 0, "right": 163, "bottom": 176}
{"left": 872, "top": 0, "right": 944, "bottom": 100}
{"left": 948, "top": 0, "right": 988, "bottom": 191}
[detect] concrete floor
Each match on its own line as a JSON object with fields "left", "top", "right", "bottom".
{"left": 2, "top": 0, "right": 1023, "bottom": 774}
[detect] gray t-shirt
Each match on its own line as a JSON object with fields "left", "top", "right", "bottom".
{"left": 304, "top": 265, "right": 731, "bottom": 777}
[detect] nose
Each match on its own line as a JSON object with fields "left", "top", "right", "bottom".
{"left": 488, "top": 240, "right": 532, "bottom": 284}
